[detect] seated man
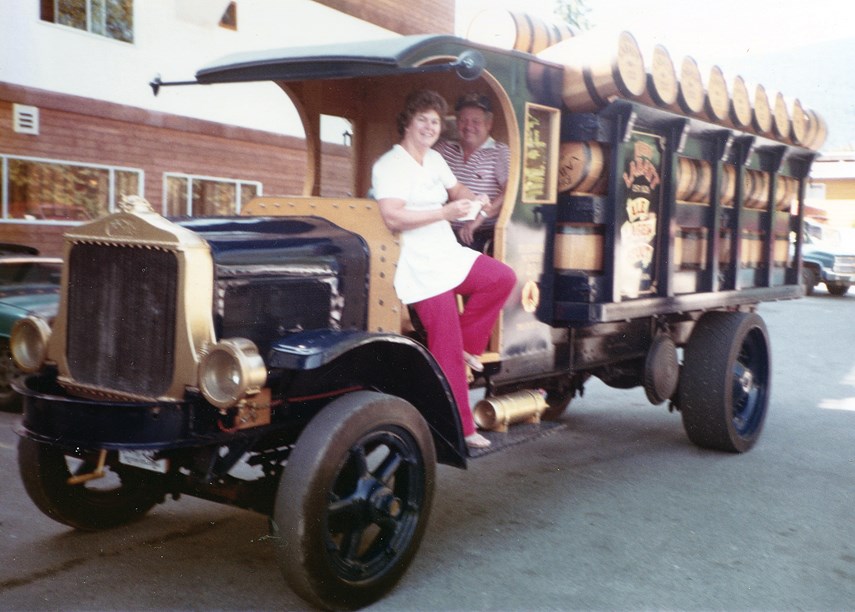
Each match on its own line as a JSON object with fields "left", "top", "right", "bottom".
{"left": 435, "top": 93, "right": 510, "bottom": 253}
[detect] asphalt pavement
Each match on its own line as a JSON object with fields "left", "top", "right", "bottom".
{"left": 1, "top": 288, "right": 853, "bottom": 610}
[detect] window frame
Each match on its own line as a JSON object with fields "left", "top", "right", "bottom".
{"left": 0, "top": 153, "right": 144, "bottom": 224}
{"left": 162, "top": 172, "right": 263, "bottom": 217}
{"left": 40, "top": 0, "right": 135, "bottom": 44}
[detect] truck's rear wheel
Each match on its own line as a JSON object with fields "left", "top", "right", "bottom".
{"left": 271, "top": 391, "right": 436, "bottom": 610}
{"left": 678, "top": 311, "right": 770, "bottom": 453}
{"left": 18, "top": 438, "right": 164, "bottom": 530}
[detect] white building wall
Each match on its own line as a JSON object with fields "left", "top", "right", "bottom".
{"left": 0, "top": 1, "right": 396, "bottom": 137}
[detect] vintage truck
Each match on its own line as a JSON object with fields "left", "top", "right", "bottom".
{"left": 11, "top": 32, "right": 820, "bottom": 610}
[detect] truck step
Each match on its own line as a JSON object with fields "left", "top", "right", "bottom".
{"left": 468, "top": 421, "right": 568, "bottom": 458}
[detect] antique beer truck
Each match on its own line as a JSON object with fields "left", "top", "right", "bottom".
{"left": 11, "top": 30, "right": 822, "bottom": 610}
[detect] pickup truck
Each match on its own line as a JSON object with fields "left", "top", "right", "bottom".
{"left": 801, "top": 218, "right": 855, "bottom": 296}
{"left": 11, "top": 32, "right": 819, "bottom": 610}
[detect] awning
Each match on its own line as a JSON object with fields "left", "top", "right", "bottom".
{"left": 195, "top": 35, "right": 469, "bottom": 84}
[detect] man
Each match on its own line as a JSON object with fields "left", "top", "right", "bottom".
{"left": 435, "top": 93, "right": 510, "bottom": 252}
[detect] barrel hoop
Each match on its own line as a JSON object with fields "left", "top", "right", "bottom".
{"left": 582, "top": 66, "right": 608, "bottom": 108}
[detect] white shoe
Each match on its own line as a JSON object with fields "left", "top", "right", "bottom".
{"left": 463, "top": 351, "right": 484, "bottom": 373}
{"left": 465, "top": 432, "right": 491, "bottom": 449}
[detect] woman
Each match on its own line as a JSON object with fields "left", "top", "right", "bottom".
{"left": 372, "top": 89, "right": 516, "bottom": 450}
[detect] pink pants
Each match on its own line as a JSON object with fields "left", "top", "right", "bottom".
{"left": 411, "top": 255, "right": 516, "bottom": 436}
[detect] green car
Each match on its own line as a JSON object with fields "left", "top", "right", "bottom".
{"left": 0, "top": 245, "right": 61, "bottom": 411}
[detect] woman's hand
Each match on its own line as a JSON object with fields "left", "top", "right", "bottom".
{"left": 443, "top": 199, "right": 473, "bottom": 221}
{"left": 459, "top": 215, "right": 485, "bottom": 245}
{"left": 379, "top": 197, "right": 473, "bottom": 231}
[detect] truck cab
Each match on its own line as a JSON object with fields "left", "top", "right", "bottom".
{"left": 10, "top": 33, "right": 819, "bottom": 610}
{"left": 801, "top": 217, "right": 855, "bottom": 295}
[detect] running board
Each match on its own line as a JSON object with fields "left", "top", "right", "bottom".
{"left": 468, "top": 421, "right": 568, "bottom": 459}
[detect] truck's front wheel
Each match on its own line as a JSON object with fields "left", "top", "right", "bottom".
{"left": 678, "top": 311, "right": 770, "bottom": 453}
{"left": 272, "top": 391, "right": 436, "bottom": 610}
{"left": 802, "top": 266, "right": 818, "bottom": 295}
{"left": 826, "top": 283, "right": 850, "bottom": 296}
{"left": 18, "top": 438, "right": 164, "bottom": 530}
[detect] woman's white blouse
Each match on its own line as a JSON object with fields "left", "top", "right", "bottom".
{"left": 372, "top": 145, "right": 479, "bottom": 304}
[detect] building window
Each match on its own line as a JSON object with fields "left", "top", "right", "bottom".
{"left": 40, "top": 0, "right": 134, "bottom": 43}
{"left": 807, "top": 182, "right": 826, "bottom": 200}
{"left": 0, "top": 155, "right": 143, "bottom": 222}
{"left": 164, "top": 174, "right": 260, "bottom": 217}
{"left": 219, "top": 2, "right": 237, "bottom": 30}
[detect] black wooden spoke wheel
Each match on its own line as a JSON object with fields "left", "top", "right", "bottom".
{"left": 678, "top": 311, "right": 771, "bottom": 453}
{"left": 272, "top": 391, "right": 435, "bottom": 611}
{"left": 18, "top": 437, "right": 164, "bottom": 531}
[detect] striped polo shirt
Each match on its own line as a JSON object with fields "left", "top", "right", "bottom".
{"left": 434, "top": 137, "right": 510, "bottom": 202}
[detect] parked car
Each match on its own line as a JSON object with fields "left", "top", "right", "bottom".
{"left": 801, "top": 218, "right": 855, "bottom": 296}
{"left": 0, "top": 244, "right": 61, "bottom": 410}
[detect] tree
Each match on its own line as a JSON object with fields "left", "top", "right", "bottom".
{"left": 553, "top": 0, "right": 591, "bottom": 32}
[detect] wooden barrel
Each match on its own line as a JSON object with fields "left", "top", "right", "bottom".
{"left": 744, "top": 170, "right": 769, "bottom": 210}
{"left": 742, "top": 231, "right": 763, "bottom": 268}
{"left": 675, "top": 227, "right": 708, "bottom": 269}
{"left": 774, "top": 234, "right": 790, "bottom": 266}
{"left": 803, "top": 109, "right": 828, "bottom": 150}
{"left": 557, "top": 141, "right": 608, "bottom": 194}
{"left": 554, "top": 223, "right": 604, "bottom": 272}
{"left": 704, "top": 65, "right": 730, "bottom": 123}
{"left": 466, "top": 9, "right": 574, "bottom": 54}
{"left": 670, "top": 56, "right": 705, "bottom": 115}
{"left": 752, "top": 83, "right": 773, "bottom": 136}
{"left": 790, "top": 98, "right": 809, "bottom": 146}
{"left": 636, "top": 44, "right": 678, "bottom": 107}
{"left": 771, "top": 91, "right": 791, "bottom": 141}
{"left": 720, "top": 163, "right": 736, "bottom": 206}
{"left": 774, "top": 176, "right": 798, "bottom": 212}
{"left": 675, "top": 157, "right": 697, "bottom": 202}
{"left": 802, "top": 109, "right": 819, "bottom": 150}
{"left": 687, "top": 160, "right": 712, "bottom": 203}
{"left": 539, "top": 30, "right": 646, "bottom": 112}
{"left": 729, "top": 75, "right": 753, "bottom": 129}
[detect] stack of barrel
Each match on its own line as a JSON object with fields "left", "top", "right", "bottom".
{"left": 469, "top": 12, "right": 818, "bottom": 275}
{"left": 468, "top": 12, "right": 826, "bottom": 149}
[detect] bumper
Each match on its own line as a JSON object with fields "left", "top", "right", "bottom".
{"left": 13, "top": 373, "right": 215, "bottom": 450}
{"left": 822, "top": 272, "right": 855, "bottom": 284}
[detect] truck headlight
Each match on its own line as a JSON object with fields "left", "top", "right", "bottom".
{"left": 199, "top": 338, "right": 267, "bottom": 409}
{"left": 11, "top": 315, "right": 52, "bottom": 373}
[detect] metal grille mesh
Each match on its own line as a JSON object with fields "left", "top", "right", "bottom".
{"left": 67, "top": 243, "right": 178, "bottom": 397}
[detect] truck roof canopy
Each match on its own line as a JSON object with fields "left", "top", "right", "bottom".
{"left": 195, "top": 35, "right": 476, "bottom": 84}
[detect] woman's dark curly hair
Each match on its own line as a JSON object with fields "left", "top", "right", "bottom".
{"left": 396, "top": 90, "right": 448, "bottom": 136}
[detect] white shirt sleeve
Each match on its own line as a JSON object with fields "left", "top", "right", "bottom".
{"left": 372, "top": 152, "right": 409, "bottom": 200}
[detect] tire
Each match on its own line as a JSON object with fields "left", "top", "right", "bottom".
{"left": 18, "top": 438, "right": 164, "bottom": 531}
{"left": 271, "top": 391, "right": 436, "bottom": 610}
{"left": 542, "top": 390, "right": 573, "bottom": 421}
{"left": 801, "top": 267, "right": 818, "bottom": 296}
{"left": 678, "top": 311, "right": 770, "bottom": 453}
{"left": 541, "top": 374, "right": 588, "bottom": 421}
{"left": 0, "top": 338, "right": 21, "bottom": 412}
{"left": 826, "top": 283, "right": 850, "bottom": 297}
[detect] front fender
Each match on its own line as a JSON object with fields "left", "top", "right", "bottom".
{"left": 270, "top": 329, "right": 467, "bottom": 467}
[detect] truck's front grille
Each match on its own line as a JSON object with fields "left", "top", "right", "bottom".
{"left": 833, "top": 256, "right": 855, "bottom": 275}
{"left": 66, "top": 243, "right": 178, "bottom": 397}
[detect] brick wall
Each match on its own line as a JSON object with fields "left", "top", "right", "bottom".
{"left": 313, "top": 0, "right": 455, "bottom": 35}
{"left": 0, "top": 83, "right": 351, "bottom": 256}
